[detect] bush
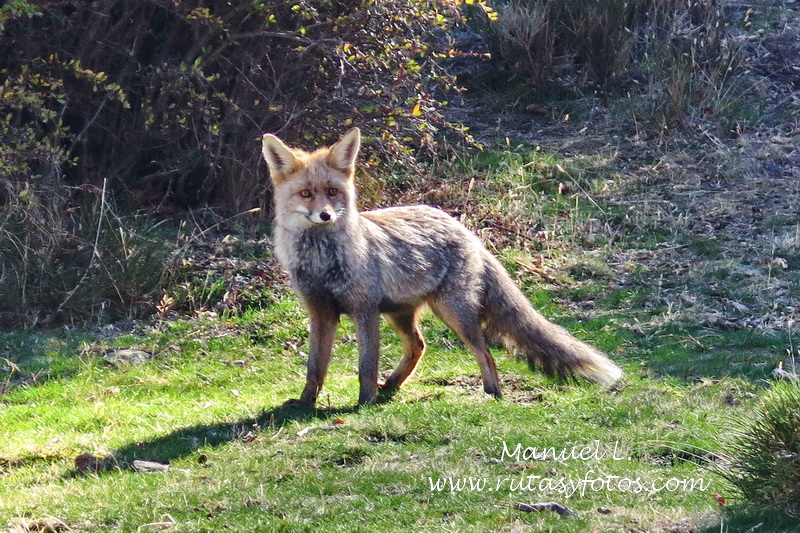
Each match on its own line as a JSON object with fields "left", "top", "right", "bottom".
{"left": 723, "top": 379, "right": 800, "bottom": 515}
{"left": 467, "top": 0, "right": 738, "bottom": 130}
{"left": 0, "top": 0, "right": 463, "bottom": 213}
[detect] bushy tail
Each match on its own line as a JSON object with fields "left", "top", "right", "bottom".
{"left": 480, "top": 254, "right": 622, "bottom": 385}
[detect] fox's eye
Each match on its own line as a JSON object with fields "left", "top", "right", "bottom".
{"left": 299, "top": 189, "right": 312, "bottom": 198}
{"left": 327, "top": 188, "right": 338, "bottom": 197}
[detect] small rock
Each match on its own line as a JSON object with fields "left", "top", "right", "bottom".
{"left": 103, "top": 349, "right": 152, "bottom": 366}
{"left": 132, "top": 459, "right": 170, "bottom": 473}
{"left": 770, "top": 257, "right": 789, "bottom": 269}
{"left": 773, "top": 365, "right": 799, "bottom": 381}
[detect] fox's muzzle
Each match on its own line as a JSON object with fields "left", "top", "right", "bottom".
{"left": 309, "top": 209, "right": 336, "bottom": 225}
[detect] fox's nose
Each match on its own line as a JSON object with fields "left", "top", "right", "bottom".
{"left": 319, "top": 210, "right": 332, "bottom": 222}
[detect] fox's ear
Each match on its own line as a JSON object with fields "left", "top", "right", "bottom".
{"left": 261, "top": 133, "right": 298, "bottom": 183}
{"left": 327, "top": 127, "right": 361, "bottom": 175}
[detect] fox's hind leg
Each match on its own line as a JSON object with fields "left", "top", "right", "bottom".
{"left": 429, "top": 298, "right": 502, "bottom": 398}
{"left": 383, "top": 306, "right": 426, "bottom": 390}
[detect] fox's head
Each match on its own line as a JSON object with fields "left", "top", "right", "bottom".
{"left": 261, "top": 128, "right": 360, "bottom": 229}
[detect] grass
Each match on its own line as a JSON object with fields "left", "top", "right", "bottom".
{"left": 2, "top": 145, "right": 798, "bottom": 532}
{"left": 0, "top": 315, "right": 731, "bottom": 531}
{"left": 0, "top": 290, "right": 787, "bottom": 532}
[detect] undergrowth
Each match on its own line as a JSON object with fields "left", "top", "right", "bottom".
{"left": 0, "top": 182, "right": 170, "bottom": 327}
{"left": 464, "top": 0, "right": 749, "bottom": 134}
{"left": 721, "top": 378, "right": 800, "bottom": 515}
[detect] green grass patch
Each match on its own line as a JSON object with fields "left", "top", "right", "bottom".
{"left": 0, "top": 292, "right": 777, "bottom": 532}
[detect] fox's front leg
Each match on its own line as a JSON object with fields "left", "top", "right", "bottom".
{"left": 354, "top": 310, "right": 381, "bottom": 405}
{"left": 297, "top": 305, "right": 339, "bottom": 406}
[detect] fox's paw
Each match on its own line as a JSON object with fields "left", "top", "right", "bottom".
{"left": 377, "top": 383, "right": 399, "bottom": 402}
{"left": 483, "top": 383, "right": 503, "bottom": 399}
{"left": 379, "top": 377, "right": 399, "bottom": 391}
{"left": 282, "top": 397, "right": 314, "bottom": 409}
{"left": 357, "top": 391, "right": 379, "bottom": 406}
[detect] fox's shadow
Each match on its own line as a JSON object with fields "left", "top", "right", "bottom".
{"left": 76, "top": 401, "right": 366, "bottom": 478}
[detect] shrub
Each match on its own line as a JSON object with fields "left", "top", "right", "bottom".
{"left": 0, "top": 181, "right": 171, "bottom": 327}
{"left": 722, "top": 379, "right": 800, "bottom": 515}
{"left": 0, "top": 0, "right": 463, "bottom": 213}
{"left": 630, "top": 0, "right": 738, "bottom": 130}
{"left": 467, "top": 0, "right": 738, "bottom": 130}
{"left": 477, "top": 2, "right": 557, "bottom": 86}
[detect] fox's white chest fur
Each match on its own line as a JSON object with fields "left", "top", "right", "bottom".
{"left": 275, "top": 218, "right": 372, "bottom": 308}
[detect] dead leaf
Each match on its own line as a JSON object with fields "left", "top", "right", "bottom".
{"left": 238, "top": 431, "right": 258, "bottom": 443}
{"left": 770, "top": 257, "right": 789, "bottom": 269}
{"left": 296, "top": 420, "right": 347, "bottom": 437}
{"left": 141, "top": 514, "right": 176, "bottom": 531}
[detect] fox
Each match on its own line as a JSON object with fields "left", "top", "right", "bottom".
{"left": 261, "top": 127, "right": 622, "bottom": 406}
